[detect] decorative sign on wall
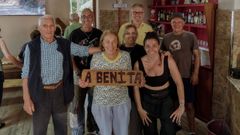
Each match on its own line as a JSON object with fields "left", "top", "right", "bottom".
{"left": 112, "top": 0, "right": 127, "bottom": 8}
{"left": 81, "top": 69, "right": 143, "bottom": 87}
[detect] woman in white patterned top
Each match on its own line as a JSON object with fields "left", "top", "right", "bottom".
{"left": 79, "top": 30, "right": 131, "bottom": 135}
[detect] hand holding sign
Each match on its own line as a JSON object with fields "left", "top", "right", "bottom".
{"left": 79, "top": 78, "right": 89, "bottom": 88}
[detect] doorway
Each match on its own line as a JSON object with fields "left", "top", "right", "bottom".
{"left": 70, "top": 0, "right": 97, "bottom": 26}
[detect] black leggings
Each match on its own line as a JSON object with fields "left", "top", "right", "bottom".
{"left": 142, "top": 96, "right": 176, "bottom": 135}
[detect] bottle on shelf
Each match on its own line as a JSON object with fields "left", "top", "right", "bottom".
{"left": 166, "top": 10, "right": 170, "bottom": 21}
{"left": 203, "top": 13, "right": 206, "bottom": 24}
{"left": 157, "top": 10, "right": 162, "bottom": 21}
{"left": 171, "top": 0, "right": 176, "bottom": 5}
{"left": 160, "top": 0, "right": 166, "bottom": 6}
{"left": 176, "top": 0, "right": 179, "bottom": 5}
{"left": 184, "top": 10, "right": 188, "bottom": 22}
{"left": 198, "top": 11, "right": 203, "bottom": 24}
{"left": 184, "top": 0, "right": 191, "bottom": 4}
{"left": 194, "top": 11, "right": 199, "bottom": 24}
{"left": 160, "top": 10, "right": 165, "bottom": 21}
{"left": 191, "top": 0, "right": 196, "bottom": 4}
{"left": 190, "top": 11, "right": 194, "bottom": 24}
{"left": 188, "top": 9, "right": 192, "bottom": 23}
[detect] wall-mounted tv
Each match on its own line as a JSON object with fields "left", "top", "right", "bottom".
{"left": 0, "top": 0, "right": 45, "bottom": 16}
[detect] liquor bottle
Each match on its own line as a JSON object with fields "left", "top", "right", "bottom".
{"left": 166, "top": 10, "right": 170, "bottom": 21}
{"left": 194, "top": 11, "right": 199, "bottom": 24}
{"left": 190, "top": 11, "right": 194, "bottom": 24}
{"left": 184, "top": 0, "right": 191, "bottom": 4}
{"left": 184, "top": 10, "right": 188, "bottom": 22}
{"left": 203, "top": 13, "right": 206, "bottom": 24}
{"left": 188, "top": 9, "right": 192, "bottom": 23}
{"left": 198, "top": 11, "right": 203, "bottom": 24}
{"left": 162, "top": 10, "right": 166, "bottom": 21}
{"left": 158, "top": 10, "right": 161, "bottom": 21}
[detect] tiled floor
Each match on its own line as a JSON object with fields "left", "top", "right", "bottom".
{"left": 0, "top": 79, "right": 208, "bottom": 135}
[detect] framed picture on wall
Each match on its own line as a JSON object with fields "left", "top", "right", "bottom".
{"left": 0, "top": 0, "right": 45, "bottom": 15}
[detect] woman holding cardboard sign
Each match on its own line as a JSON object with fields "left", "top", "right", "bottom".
{"left": 79, "top": 30, "right": 131, "bottom": 135}
{"left": 134, "top": 32, "right": 185, "bottom": 135}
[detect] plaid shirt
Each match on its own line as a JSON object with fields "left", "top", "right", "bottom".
{"left": 22, "top": 38, "right": 88, "bottom": 85}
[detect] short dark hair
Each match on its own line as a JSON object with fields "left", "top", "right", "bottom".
{"left": 171, "top": 12, "right": 185, "bottom": 21}
{"left": 30, "top": 29, "right": 40, "bottom": 40}
{"left": 55, "top": 26, "right": 62, "bottom": 36}
{"left": 143, "top": 32, "right": 160, "bottom": 46}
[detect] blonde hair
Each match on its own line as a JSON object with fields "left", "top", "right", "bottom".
{"left": 131, "top": 3, "right": 144, "bottom": 9}
{"left": 122, "top": 24, "right": 138, "bottom": 44}
{"left": 99, "top": 30, "right": 119, "bottom": 51}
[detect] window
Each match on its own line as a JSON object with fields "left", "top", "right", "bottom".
{"left": 70, "top": 0, "right": 97, "bottom": 26}
{"left": 70, "top": 0, "right": 93, "bottom": 14}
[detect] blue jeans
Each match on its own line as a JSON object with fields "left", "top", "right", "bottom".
{"left": 92, "top": 101, "right": 131, "bottom": 135}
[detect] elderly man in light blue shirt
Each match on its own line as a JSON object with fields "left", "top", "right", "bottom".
{"left": 21, "top": 15, "right": 100, "bottom": 135}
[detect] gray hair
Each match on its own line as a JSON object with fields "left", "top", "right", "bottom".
{"left": 38, "top": 15, "right": 56, "bottom": 26}
{"left": 81, "top": 8, "right": 93, "bottom": 17}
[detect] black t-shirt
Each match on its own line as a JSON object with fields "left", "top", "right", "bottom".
{"left": 69, "top": 28, "right": 102, "bottom": 72}
{"left": 120, "top": 44, "right": 146, "bottom": 100}
{"left": 120, "top": 44, "right": 146, "bottom": 67}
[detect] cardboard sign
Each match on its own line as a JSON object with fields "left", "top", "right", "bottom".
{"left": 81, "top": 69, "right": 143, "bottom": 86}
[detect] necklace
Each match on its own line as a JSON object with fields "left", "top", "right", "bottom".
{"left": 81, "top": 27, "right": 93, "bottom": 40}
{"left": 82, "top": 30, "right": 92, "bottom": 40}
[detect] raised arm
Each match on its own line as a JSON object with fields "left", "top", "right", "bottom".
{"left": 0, "top": 38, "right": 22, "bottom": 68}
{"left": 71, "top": 42, "right": 101, "bottom": 57}
{"left": 87, "top": 47, "right": 101, "bottom": 55}
{"left": 168, "top": 56, "right": 185, "bottom": 124}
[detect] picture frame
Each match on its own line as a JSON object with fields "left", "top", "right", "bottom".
{"left": 0, "top": 0, "right": 45, "bottom": 16}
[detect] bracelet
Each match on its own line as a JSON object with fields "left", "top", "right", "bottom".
{"left": 179, "top": 104, "right": 185, "bottom": 108}
{"left": 179, "top": 101, "right": 185, "bottom": 108}
{"left": 179, "top": 100, "right": 184, "bottom": 104}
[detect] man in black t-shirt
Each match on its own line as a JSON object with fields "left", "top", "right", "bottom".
{"left": 69, "top": 8, "right": 102, "bottom": 135}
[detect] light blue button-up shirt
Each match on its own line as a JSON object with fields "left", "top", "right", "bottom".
{"left": 21, "top": 38, "right": 89, "bottom": 85}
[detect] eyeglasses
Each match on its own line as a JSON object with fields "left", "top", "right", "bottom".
{"left": 125, "top": 32, "right": 137, "bottom": 36}
{"left": 132, "top": 11, "right": 144, "bottom": 15}
{"left": 81, "top": 15, "right": 93, "bottom": 20}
